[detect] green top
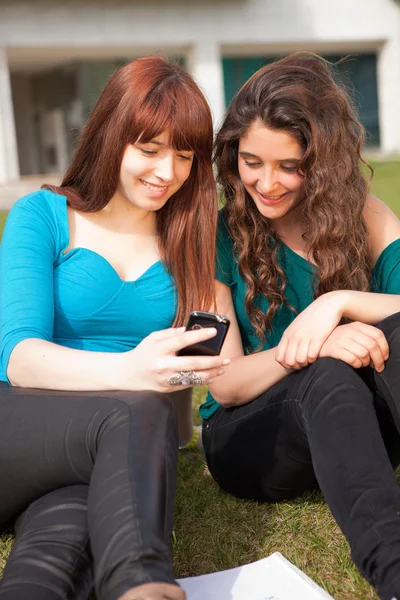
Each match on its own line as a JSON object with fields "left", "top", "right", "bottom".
{"left": 200, "top": 210, "right": 400, "bottom": 419}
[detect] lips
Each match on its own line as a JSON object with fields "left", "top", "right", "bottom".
{"left": 140, "top": 179, "right": 168, "bottom": 193}
{"left": 257, "top": 190, "right": 289, "bottom": 206}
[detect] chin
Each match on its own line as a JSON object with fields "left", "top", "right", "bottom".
{"left": 255, "top": 202, "right": 290, "bottom": 220}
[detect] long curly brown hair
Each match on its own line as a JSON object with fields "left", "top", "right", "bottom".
{"left": 214, "top": 52, "right": 373, "bottom": 348}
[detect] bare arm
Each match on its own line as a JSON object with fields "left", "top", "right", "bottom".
{"left": 8, "top": 327, "right": 231, "bottom": 392}
{"left": 208, "top": 281, "right": 290, "bottom": 406}
{"left": 8, "top": 339, "right": 124, "bottom": 390}
{"left": 341, "top": 290, "right": 400, "bottom": 323}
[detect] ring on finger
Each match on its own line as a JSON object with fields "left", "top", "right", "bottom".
{"left": 167, "top": 371, "right": 205, "bottom": 386}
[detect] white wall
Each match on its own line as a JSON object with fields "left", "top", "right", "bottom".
{"left": 0, "top": 0, "right": 397, "bottom": 47}
{"left": 0, "top": 0, "right": 399, "bottom": 183}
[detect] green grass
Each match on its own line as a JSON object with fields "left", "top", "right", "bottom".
{"left": 181, "top": 390, "right": 382, "bottom": 600}
{"left": 1, "top": 161, "right": 399, "bottom": 599}
{"left": 0, "top": 212, "right": 7, "bottom": 234}
{"left": 368, "top": 160, "right": 400, "bottom": 214}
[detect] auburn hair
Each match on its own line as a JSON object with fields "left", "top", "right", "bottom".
{"left": 44, "top": 56, "right": 217, "bottom": 325}
{"left": 214, "top": 52, "right": 373, "bottom": 347}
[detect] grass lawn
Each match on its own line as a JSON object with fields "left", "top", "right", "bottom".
{"left": 0, "top": 160, "right": 399, "bottom": 599}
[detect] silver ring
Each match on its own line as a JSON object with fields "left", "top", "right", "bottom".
{"left": 167, "top": 371, "right": 205, "bottom": 386}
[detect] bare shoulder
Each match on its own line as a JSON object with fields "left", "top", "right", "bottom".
{"left": 363, "top": 195, "right": 400, "bottom": 263}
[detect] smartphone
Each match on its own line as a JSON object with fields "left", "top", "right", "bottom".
{"left": 177, "top": 311, "right": 230, "bottom": 356}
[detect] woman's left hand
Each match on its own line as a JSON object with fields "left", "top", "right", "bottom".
{"left": 275, "top": 291, "right": 346, "bottom": 369}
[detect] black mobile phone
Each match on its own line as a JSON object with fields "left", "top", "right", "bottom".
{"left": 177, "top": 311, "right": 230, "bottom": 356}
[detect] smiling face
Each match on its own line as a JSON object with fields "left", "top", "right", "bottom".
{"left": 238, "top": 120, "right": 304, "bottom": 223}
{"left": 114, "top": 130, "right": 194, "bottom": 213}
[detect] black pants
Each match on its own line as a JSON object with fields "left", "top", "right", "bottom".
{"left": 0, "top": 389, "right": 179, "bottom": 600}
{"left": 2, "top": 485, "right": 93, "bottom": 600}
{"left": 203, "top": 312, "right": 400, "bottom": 600}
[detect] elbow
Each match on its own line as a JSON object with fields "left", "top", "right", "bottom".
{"left": 209, "top": 387, "right": 239, "bottom": 408}
{"left": 6, "top": 341, "right": 34, "bottom": 387}
{"left": 6, "top": 357, "right": 23, "bottom": 387}
{"left": 218, "top": 398, "right": 237, "bottom": 408}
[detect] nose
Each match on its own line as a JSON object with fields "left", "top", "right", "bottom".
{"left": 154, "top": 154, "right": 175, "bottom": 183}
{"left": 258, "top": 166, "right": 279, "bottom": 195}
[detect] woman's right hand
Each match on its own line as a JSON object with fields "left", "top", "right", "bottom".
{"left": 319, "top": 321, "right": 389, "bottom": 372}
{"left": 119, "top": 326, "right": 231, "bottom": 392}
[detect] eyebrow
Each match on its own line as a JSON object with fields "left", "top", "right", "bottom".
{"left": 140, "top": 140, "right": 193, "bottom": 153}
{"left": 239, "top": 151, "right": 300, "bottom": 163}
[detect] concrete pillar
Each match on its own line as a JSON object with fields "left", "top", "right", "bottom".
{"left": 377, "top": 32, "right": 400, "bottom": 154}
{"left": 0, "top": 48, "right": 19, "bottom": 183}
{"left": 188, "top": 41, "right": 225, "bottom": 130}
{"left": 12, "top": 74, "right": 38, "bottom": 176}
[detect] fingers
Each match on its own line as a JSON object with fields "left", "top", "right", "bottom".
{"left": 277, "top": 321, "right": 390, "bottom": 372}
{"left": 149, "top": 327, "right": 186, "bottom": 341}
{"left": 172, "top": 355, "right": 230, "bottom": 372}
{"left": 164, "top": 326, "right": 218, "bottom": 354}
{"left": 350, "top": 331, "right": 387, "bottom": 372}
{"left": 359, "top": 324, "right": 389, "bottom": 363}
{"left": 339, "top": 338, "right": 371, "bottom": 368}
{"left": 275, "top": 338, "right": 288, "bottom": 366}
{"left": 276, "top": 335, "right": 323, "bottom": 370}
{"left": 193, "top": 365, "right": 227, "bottom": 384}
{"left": 160, "top": 357, "right": 230, "bottom": 388}
{"left": 331, "top": 348, "right": 364, "bottom": 369}
{"left": 156, "top": 354, "right": 231, "bottom": 389}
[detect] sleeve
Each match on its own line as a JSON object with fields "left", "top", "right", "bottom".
{"left": 0, "top": 194, "right": 57, "bottom": 380}
{"left": 215, "top": 210, "right": 234, "bottom": 286}
{"left": 371, "top": 239, "right": 400, "bottom": 294}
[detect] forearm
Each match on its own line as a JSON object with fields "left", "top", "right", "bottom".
{"left": 7, "top": 339, "right": 126, "bottom": 390}
{"left": 340, "top": 290, "right": 400, "bottom": 324}
{"left": 208, "top": 347, "right": 291, "bottom": 407}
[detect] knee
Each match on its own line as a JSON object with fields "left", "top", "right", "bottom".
{"left": 102, "top": 392, "right": 178, "bottom": 441}
{"left": 306, "top": 356, "right": 357, "bottom": 382}
{"left": 115, "top": 391, "right": 177, "bottom": 422}
{"left": 300, "top": 357, "right": 371, "bottom": 410}
{"left": 15, "top": 485, "right": 89, "bottom": 538}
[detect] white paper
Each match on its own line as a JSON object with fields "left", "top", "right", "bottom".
{"left": 177, "top": 552, "right": 334, "bottom": 600}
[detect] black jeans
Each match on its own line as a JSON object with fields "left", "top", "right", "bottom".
{"left": 203, "top": 312, "right": 400, "bottom": 600}
{"left": 0, "top": 389, "right": 179, "bottom": 600}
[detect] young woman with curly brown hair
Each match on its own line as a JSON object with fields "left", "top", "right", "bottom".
{"left": 203, "top": 52, "right": 400, "bottom": 600}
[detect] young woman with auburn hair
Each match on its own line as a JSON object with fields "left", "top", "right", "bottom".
{"left": 0, "top": 56, "right": 229, "bottom": 600}
{"left": 203, "top": 52, "right": 400, "bottom": 599}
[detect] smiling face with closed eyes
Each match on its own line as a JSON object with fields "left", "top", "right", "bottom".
{"left": 238, "top": 120, "right": 304, "bottom": 224}
{"left": 113, "top": 130, "right": 194, "bottom": 214}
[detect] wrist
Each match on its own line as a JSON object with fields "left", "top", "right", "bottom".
{"left": 334, "top": 290, "right": 355, "bottom": 320}
{"left": 109, "top": 351, "right": 131, "bottom": 390}
{"left": 324, "top": 290, "right": 350, "bottom": 319}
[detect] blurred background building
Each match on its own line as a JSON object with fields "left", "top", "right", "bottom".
{"left": 0, "top": 0, "right": 400, "bottom": 188}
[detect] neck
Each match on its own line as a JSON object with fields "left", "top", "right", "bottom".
{"left": 98, "top": 194, "right": 157, "bottom": 235}
{"left": 271, "top": 206, "right": 304, "bottom": 244}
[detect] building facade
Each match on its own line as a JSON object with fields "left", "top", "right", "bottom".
{"left": 1, "top": 0, "right": 400, "bottom": 184}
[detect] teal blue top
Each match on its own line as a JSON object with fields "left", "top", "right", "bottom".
{"left": 0, "top": 190, "right": 177, "bottom": 383}
{"left": 200, "top": 210, "right": 400, "bottom": 419}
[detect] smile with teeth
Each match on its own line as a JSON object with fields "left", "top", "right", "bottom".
{"left": 258, "top": 191, "right": 287, "bottom": 200}
{"left": 140, "top": 179, "right": 167, "bottom": 192}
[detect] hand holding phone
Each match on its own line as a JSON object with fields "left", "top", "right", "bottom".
{"left": 177, "top": 311, "right": 230, "bottom": 356}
